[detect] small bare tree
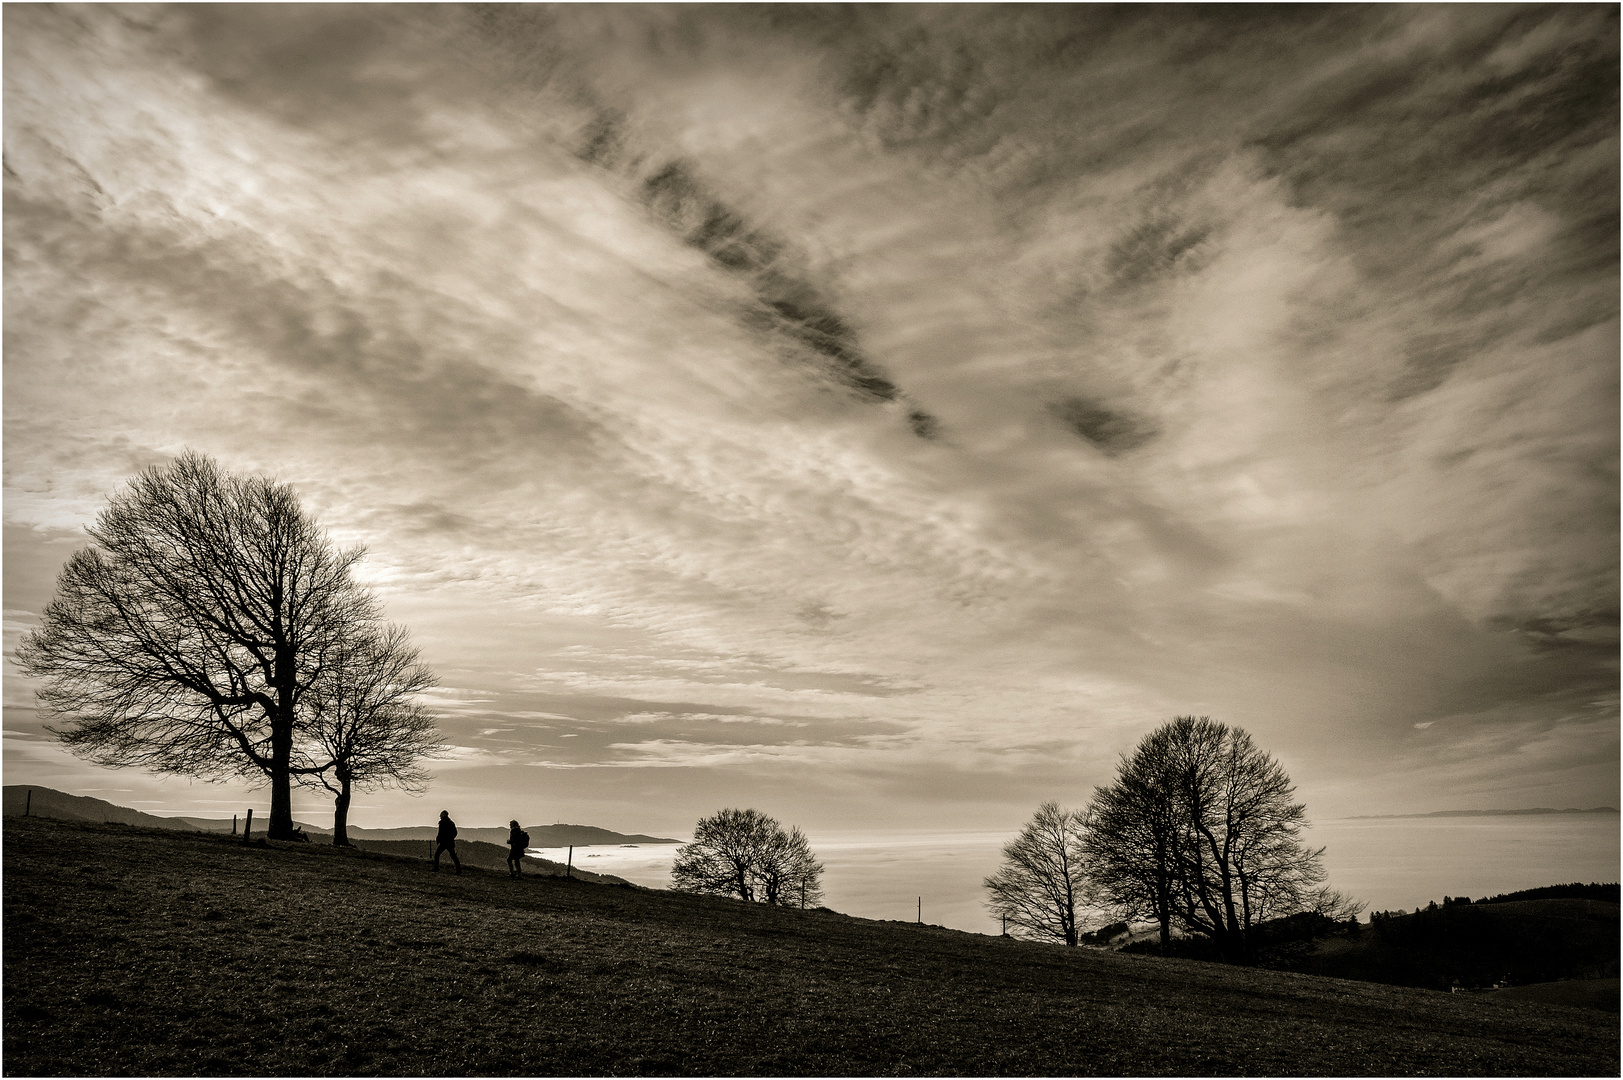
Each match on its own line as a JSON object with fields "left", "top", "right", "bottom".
{"left": 17, "top": 453, "right": 376, "bottom": 840}
{"left": 670, "top": 808, "right": 823, "bottom": 906}
{"left": 756, "top": 824, "right": 824, "bottom": 908}
{"left": 984, "top": 801, "right": 1092, "bottom": 946}
{"left": 300, "top": 625, "right": 443, "bottom": 846}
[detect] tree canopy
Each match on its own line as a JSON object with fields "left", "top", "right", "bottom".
{"left": 983, "top": 800, "right": 1091, "bottom": 945}
{"left": 17, "top": 452, "right": 438, "bottom": 840}
{"left": 1083, "top": 715, "right": 1330, "bottom": 961}
{"left": 670, "top": 808, "right": 824, "bottom": 908}
{"left": 300, "top": 624, "right": 442, "bottom": 845}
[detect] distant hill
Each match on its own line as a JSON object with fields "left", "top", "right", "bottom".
{"left": 1351, "top": 806, "right": 1619, "bottom": 819}
{"left": 1477, "top": 882, "right": 1619, "bottom": 905}
{"left": 2, "top": 785, "right": 323, "bottom": 833}
{"left": 323, "top": 823, "right": 680, "bottom": 846}
{"left": 2, "top": 785, "right": 678, "bottom": 847}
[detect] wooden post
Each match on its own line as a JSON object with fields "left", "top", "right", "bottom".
{"left": 243, "top": 808, "right": 253, "bottom": 844}
{"left": 566, "top": 845, "right": 573, "bottom": 879}
{"left": 1002, "top": 915, "right": 1007, "bottom": 936}
{"left": 25, "top": 790, "right": 31, "bottom": 817}
{"left": 917, "top": 897, "right": 922, "bottom": 924}
{"left": 232, "top": 814, "right": 237, "bottom": 836}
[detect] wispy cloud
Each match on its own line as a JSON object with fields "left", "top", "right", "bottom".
{"left": 4, "top": 5, "right": 1614, "bottom": 831}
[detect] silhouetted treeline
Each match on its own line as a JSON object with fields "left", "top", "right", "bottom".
{"left": 1476, "top": 881, "right": 1618, "bottom": 905}
{"left": 1123, "top": 890, "right": 1619, "bottom": 991}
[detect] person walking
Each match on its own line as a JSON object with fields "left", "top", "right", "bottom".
{"left": 433, "top": 810, "right": 461, "bottom": 875}
{"left": 507, "top": 820, "right": 530, "bottom": 878}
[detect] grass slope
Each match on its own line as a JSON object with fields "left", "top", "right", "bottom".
{"left": 4, "top": 817, "right": 1616, "bottom": 1077}
{"left": 345, "top": 837, "right": 632, "bottom": 886}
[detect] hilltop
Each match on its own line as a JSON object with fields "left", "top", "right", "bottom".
{"left": 4, "top": 816, "right": 1615, "bottom": 1077}
{"left": 2, "top": 785, "right": 677, "bottom": 847}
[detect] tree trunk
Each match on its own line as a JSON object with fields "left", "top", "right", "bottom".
{"left": 332, "top": 772, "right": 353, "bottom": 847}
{"left": 267, "top": 703, "right": 297, "bottom": 841}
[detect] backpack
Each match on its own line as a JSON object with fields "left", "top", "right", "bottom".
{"left": 515, "top": 830, "right": 530, "bottom": 850}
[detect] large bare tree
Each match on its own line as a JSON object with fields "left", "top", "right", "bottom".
{"left": 1085, "top": 716, "right": 1332, "bottom": 962}
{"left": 670, "top": 808, "right": 824, "bottom": 907}
{"left": 16, "top": 452, "right": 380, "bottom": 840}
{"left": 983, "top": 801, "right": 1091, "bottom": 945}
{"left": 300, "top": 625, "right": 442, "bottom": 846}
{"left": 1083, "top": 725, "right": 1183, "bottom": 945}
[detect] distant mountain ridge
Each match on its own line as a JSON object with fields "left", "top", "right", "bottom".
{"left": 2, "top": 786, "right": 679, "bottom": 847}
{"left": 1350, "top": 807, "right": 1618, "bottom": 819}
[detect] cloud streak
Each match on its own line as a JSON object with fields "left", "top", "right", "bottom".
{"left": 4, "top": 5, "right": 1615, "bottom": 833}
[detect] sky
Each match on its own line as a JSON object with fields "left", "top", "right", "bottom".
{"left": 5, "top": 5, "right": 1618, "bottom": 841}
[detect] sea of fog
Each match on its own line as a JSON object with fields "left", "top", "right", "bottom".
{"left": 534, "top": 815, "right": 1620, "bottom": 936}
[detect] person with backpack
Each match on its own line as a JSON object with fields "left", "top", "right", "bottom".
{"left": 433, "top": 810, "right": 461, "bottom": 874}
{"left": 507, "top": 820, "right": 530, "bottom": 877}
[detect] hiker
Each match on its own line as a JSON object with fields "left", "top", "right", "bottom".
{"left": 433, "top": 810, "right": 461, "bottom": 875}
{"left": 507, "top": 820, "right": 530, "bottom": 878}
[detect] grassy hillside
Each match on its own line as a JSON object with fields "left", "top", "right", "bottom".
{"left": 346, "top": 837, "right": 633, "bottom": 886}
{"left": 4, "top": 817, "right": 1616, "bottom": 1077}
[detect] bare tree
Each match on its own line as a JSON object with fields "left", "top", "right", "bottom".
{"left": 756, "top": 824, "right": 824, "bottom": 908}
{"left": 984, "top": 801, "right": 1091, "bottom": 946}
{"left": 1085, "top": 716, "right": 1336, "bottom": 962}
{"left": 671, "top": 808, "right": 773, "bottom": 901}
{"left": 1084, "top": 732, "right": 1182, "bottom": 945}
{"left": 16, "top": 452, "right": 377, "bottom": 840}
{"left": 670, "top": 808, "right": 823, "bottom": 906}
{"left": 1305, "top": 886, "right": 1368, "bottom": 924}
{"left": 300, "top": 625, "right": 443, "bottom": 846}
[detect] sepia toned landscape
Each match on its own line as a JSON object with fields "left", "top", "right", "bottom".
{"left": 4, "top": 5, "right": 1617, "bottom": 1076}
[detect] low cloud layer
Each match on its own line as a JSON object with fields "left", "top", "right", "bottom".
{"left": 5, "top": 6, "right": 1615, "bottom": 833}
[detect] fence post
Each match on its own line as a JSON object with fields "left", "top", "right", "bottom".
{"left": 25, "top": 790, "right": 31, "bottom": 817}
{"left": 243, "top": 808, "right": 253, "bottom": 844}
{"left": 232, "top": 814, "right": 237, "bottom": 836}
{"left": 566, "top": 845, "right": 573, "bottom": 879}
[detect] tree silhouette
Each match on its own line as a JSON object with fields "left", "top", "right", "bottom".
{"left": 984, "top": 801, "right": 1091, "bottom": 945}
{"left": 17, "top": 452, "right": 380, "bottom": 840}
{"left": 670, "top": 808, "right": 823, "bottom": 906}
{"left": 756, "top": 824, "right": 824, "bottom": 908}
{"left": 300, "top": 625, "right": 443, "bottom": 846}
{"left": 1084, "top": 716, "right": 1334, "bottom": 962}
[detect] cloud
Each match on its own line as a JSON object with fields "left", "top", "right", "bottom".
{"left": 4, "top": 5, "right": 1614, "bottom": 828}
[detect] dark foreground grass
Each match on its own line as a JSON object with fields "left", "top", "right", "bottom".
{"left": 4, "top": 817, "right": 1616, "bottom": 1077}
